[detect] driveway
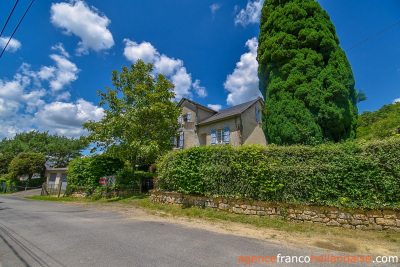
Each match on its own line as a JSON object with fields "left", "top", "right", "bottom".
{"left": 0, "top": 195, "right": 385, "bottom": 267}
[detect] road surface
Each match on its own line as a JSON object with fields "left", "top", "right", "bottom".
{"left": 0, "top": 195, "right": 385, "bottom": 266}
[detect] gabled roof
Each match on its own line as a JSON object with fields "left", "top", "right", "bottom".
{"left": 197, "top": 97, "right": 264, "bottom": 125}
{"left": 177, "top": 98, "right": 217, "bottom": 113}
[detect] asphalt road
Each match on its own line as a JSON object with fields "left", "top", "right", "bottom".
{"left": 0, "top": 195, "right": 386, "bottom": 267}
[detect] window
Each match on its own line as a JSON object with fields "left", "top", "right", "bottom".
{"left": 255, "top": 106, "right": 261, "bottom": 123}
{"left": 49, "top": 173, "right": 57, "bottom": 184}
{"left": 216, "top": 129, "right": 224, "bottom": 144}
{"left": 212, "top": 127, "right": 229, "bottom": 145}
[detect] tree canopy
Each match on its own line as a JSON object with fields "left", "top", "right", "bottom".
{"left": 257, "top": 0, "right": 358, "bottom": 145}
{"left": 0, "top": 131, "right": 88, "bottom": 168}
{"left": 8, "top": 153, "right": 46, "bottom": 180}
{"left": 67, "top": 155, "right": 125, "bottom": 189}
{"left": 83, "top": 60, "right": 181, "bottom": 169}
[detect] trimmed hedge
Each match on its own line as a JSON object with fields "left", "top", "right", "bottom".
{"left": 157, "top": 138, "right": 400, "bottom": 208}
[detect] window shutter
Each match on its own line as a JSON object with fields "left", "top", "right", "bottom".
{"left": 224, "top": 127, "right": 230, "bottom": 143}
{"left": 171, "top": 137, "right": 175, "bottom": 146}
{"left": 179, "top": 132, "right": 184, "bottom": 148}
{"left": 255, "top": 106, "right": 259, "bottom": 122}
{"left": 178, "top": 116, "right": 182, "bottom": 124}
{"left": 211, "top": 129, "right": 216, "bottom": 145}
{"left": 187, "top": 112, "right": 191, "bottom": 122}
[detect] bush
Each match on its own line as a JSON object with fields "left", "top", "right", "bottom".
{"left": 67, "top": 155, "right": 125, "bottom": 190}
{"left": 157, "top": 139, "right": 400, "bottom": 208}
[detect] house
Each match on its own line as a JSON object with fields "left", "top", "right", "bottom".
{"left": 45, "top": 167, "right": 68, "bottom": 189}
{"left": 172, "top": 97, "right": 267, "bottom": 149}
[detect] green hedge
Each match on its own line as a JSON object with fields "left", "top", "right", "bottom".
{"left": 157, "top": 138, "right": 400, "bottom": 208}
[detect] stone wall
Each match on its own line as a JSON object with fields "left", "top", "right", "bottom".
{"left": 150, "top": 190, "right": 400, "bottom": 232}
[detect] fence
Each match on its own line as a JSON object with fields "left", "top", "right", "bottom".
{"left": 41, "top": 182, "right": 67, "bottom": 197}
{"left": 1, "top": 182, "right": 42, "bottom": 194}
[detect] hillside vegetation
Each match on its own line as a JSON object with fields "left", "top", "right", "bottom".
{"left": 357, "top": 102, "right": 400, "bottom": 141}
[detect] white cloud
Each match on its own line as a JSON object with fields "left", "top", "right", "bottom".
{"left": 51, "top": 1, "right": 114, "bottom": 55}
{"left": 0, "top": 98, "right": 20, "bottom": 118}
{"left": 192, "top": 79, "right": 207, "bottom": 98}
{"left": 210, "top": 3, "right": 222, "bottom": 15}
{"left": 393, "top": 98, "right": 400, "bottom": 103}
{"left": 35, "top": 99, "right": 103, "bottom": 136}
{"left": 123, "top": 39, "right": 206, "bottom": 100}
{"left": 51, "top": 43, "right": 70, "bottom": 58}
{"left": 0, "top": 37, "right": 21, "bottom": 52}
{"left": 123, "top": 39, "right": 159, "bottom": 64}
{"left": 234, "top": 0, "right": 264, "bottom": 27}
{"left": 154, "top": 55, "right": 183, "bottom": 76}
{"left": 47, "top": 54, "right": 79, "bottom": 91}
{"left": 224, "top": 37, "right": 262, "bottom": 106}
{"left": 171, "top": 67, "right": 192, "bottom": 99}
{"left": 207, "top": 104, "right": 222, "bottom": 111}
{"left": 0, "top": 46, "right": 96, "bottom": 138}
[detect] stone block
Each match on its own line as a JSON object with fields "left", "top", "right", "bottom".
{"left": 327, "top": 220, "right": 340, "bottom": 227}
{"left": 376, "top": 218, "right": 396, "bottom": 226}
{"left": 312, "top": 217, "right": 323, "bottom": 222}
{"left": 383, "top": 210, "right": 397, "bottom": 219}
{"left": 232, "top": 207, "right": 243, "bottom": 214}
{"left": 327, "top": 214, "right": 338, "bottom": 219}
{"left": 256, "top": 211, "right": 266, "bottom": 216}
{"left": 349, "top": 219, "right": 363, "bottom": 226}
{"left": 365, "top": 210, "right": 382, "bottom": 218}
{"left": 244, "top": 209, "right": 257, "bottom": 215}
{"left": 304, "top": 210, "right": 316, "bottom": 216}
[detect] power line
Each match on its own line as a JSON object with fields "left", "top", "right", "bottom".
{"left": 346, "top": 20, "right": 400, "bottom": 52}
{"left": 0, "top": 0, "right": 20, "bottom": 37}
{"left": 0, "top": 0, "right": 34, "bottom": 59}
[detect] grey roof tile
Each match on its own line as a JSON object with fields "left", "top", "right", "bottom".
{"left": 197, "top": 97, "right": 263, "bottom": 125}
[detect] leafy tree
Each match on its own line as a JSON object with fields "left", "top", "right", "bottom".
{"left": 8, "top": 153, "right": 46, "bottom": 180}
{"left": 67, "top": 155, "right": 125, "bottom": 189}
{"left": 0, "top": 131, "right": 88, "bottom": 168}
{"left": 83, "top": 60, "right": 181, "bottom": 170}
{"left": 0, "top": 155, "right": 13, "bottom": 176}
{"left": 258, "top": 0, "right": 358, "bottom": 145}
{"left": 357, "top": 102, "right": 400, "bottom": 140}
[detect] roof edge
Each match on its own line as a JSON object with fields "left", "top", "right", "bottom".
{"left": 177, "top": 98, "right": 217, "bottom": 113}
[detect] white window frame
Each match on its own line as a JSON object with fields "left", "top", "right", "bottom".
{"left": 216, "top": 129, "right": 224, "bottom": 144}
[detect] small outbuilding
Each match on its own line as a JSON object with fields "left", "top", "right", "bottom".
{"left": 45, "top": 167, "right": 68, "bottom": 189}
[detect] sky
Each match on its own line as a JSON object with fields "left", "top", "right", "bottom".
{"left": 0, "top": 0, "right": 399, "bottom": 139}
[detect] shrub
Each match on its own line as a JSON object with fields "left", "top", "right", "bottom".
{"left": 67, "top": 155, "right": 125, "bottom": 190}
{"left": 157, "top": 139, "right": 400, "bottom": 208}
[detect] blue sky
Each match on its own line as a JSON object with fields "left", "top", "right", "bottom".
{"left": 0, "top": 0, "right": 399, "bottom": 139}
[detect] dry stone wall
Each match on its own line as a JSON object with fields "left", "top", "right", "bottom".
{"left": 150, "top": 190, "right": 400, "bottom": 232}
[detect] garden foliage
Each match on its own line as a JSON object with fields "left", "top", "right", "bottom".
{"left": 157, "top": 139, "right": 400, "bottom": 208}
{"left": 67, "top": 155, "right": 125, "bottom": 190}
{"left": 258, "top": 0, "right": 358, "bottom": 145}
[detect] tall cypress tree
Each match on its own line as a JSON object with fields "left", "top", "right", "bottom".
{"left": 258, "top": 0, "right": 358, "bottom": 145}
